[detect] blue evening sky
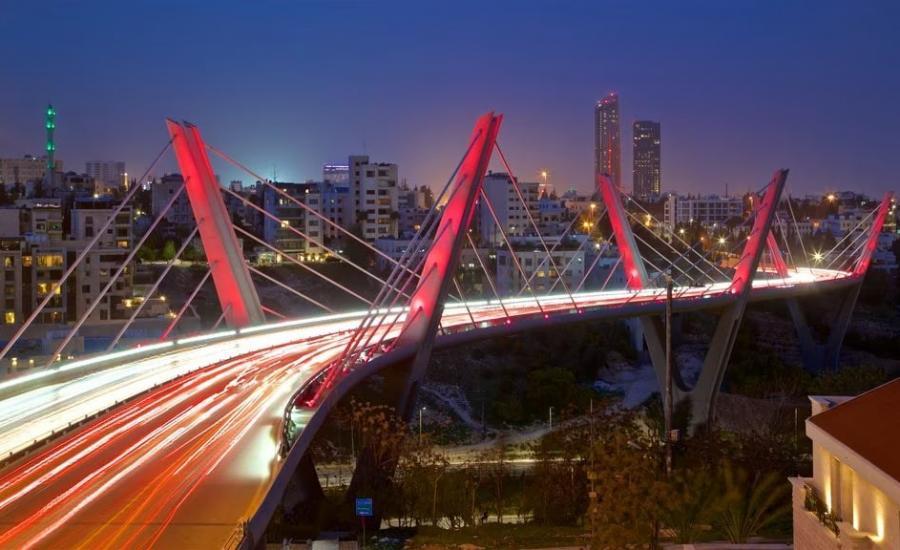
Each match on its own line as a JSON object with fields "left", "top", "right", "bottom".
{"left": 1, "top": 1, "right": 898, "bottom": 196}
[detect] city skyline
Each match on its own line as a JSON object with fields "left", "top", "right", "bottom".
{"left": 0, "top": 4, "right": 898, "bottom": 546}
{"left": 1, "top": 2, "right": 899, "bottom": 197}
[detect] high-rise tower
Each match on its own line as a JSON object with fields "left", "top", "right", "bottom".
{"left": 594, "top": 93, "right": 621, "bottom": 189}
{"left": 632, "top": 120, "right": 661, "bottom": 200}
{"left": 45, "top": 104, "right": 56, "bottom": 187}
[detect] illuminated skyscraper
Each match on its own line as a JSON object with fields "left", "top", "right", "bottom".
{"left": 594, "top": 93, "right": 621, "bottom": 188}
{"left": 632, "top": 120, "right": 661, "bottom": 200}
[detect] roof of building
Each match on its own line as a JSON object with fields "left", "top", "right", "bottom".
{"left": 809, "top": 377, "right": 900, "bottom": 483}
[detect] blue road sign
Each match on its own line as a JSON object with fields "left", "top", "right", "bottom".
{"left": 356, "top": 497, "right": 373, "bottom": 517}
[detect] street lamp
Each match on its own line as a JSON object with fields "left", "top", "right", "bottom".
{"left": 548, "top": 406, "right": 554, "bottom": 430}
{"left": 419, "top": 406, "right": 426, "bottom": 445}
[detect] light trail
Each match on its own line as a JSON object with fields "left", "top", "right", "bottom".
{"left": 0, "top": 267, "right": 852, "bottom": 548}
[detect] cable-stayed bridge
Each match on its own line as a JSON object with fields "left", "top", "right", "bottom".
{"left": 0, "top": 113, "right": 889, "bottom": 549}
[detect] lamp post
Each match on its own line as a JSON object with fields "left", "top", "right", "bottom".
{"left": 548, "top": 406, "right": 554, "bottom": 431}
{"left": 419, "top": 406, "right": 426, "bottom": 445}
{"left": 664, "top": 272, "right": 674, "bottom": 476}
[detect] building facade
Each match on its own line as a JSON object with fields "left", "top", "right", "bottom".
{"left": 349, "top": 155, "right": 398, "bottom": 240}
{"left": 495, "top": 240, "right": 586, "bottom": 294}
{"left": 664, "top": 194, "right": 744, "bottom": 229}
{"left": 595, "top": 93, "right": 622, "bottom": 188}
{"left": 322, "top": 163, "right": 349, "bottom": 185}
{"left": 792, "top": 381, "right": 900, "bottom": 549}
{"left": 478, "top": 172, "right": 541, "bottom": 246}
{"left": 150, "top": 174, "right": 195, "bottom": 231}
{"left": 632, "top": 120, "right": 661, "bottom": 200}
{"left": 0, "top": 198, "right": 133, "bottom": 328}
{"left": 0, "top": 155, "right": 62, "bottom": 188}
{"left": 260, "top": 182, "right": 325, "bottom": 259}
{"left": 85, "top": 161, "right": 126, "bottom": 193}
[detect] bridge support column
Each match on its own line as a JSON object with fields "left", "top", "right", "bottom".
{"left": 281, "top": 454, "right": 326, "bottom": 530}
{"left": 601, "top": 171, "right": 787, "bottom": 428}
{"left": 345, "top": 113, "right": 502, "bottom": 528}
{"left": 787, "top": 191, "right": 892, "bottom": 371}
{"left": 166, "top": 120, "right": 265, "bottom": 328}
{"left": 787, "top": 288, "right": 861, "bottom": 372}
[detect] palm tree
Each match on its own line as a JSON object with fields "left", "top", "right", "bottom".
{"left": 716, "top": 463, "right": 791, "bottom": 543}
{"left": 662, "top": 468, "right": 722, "bottom": 543}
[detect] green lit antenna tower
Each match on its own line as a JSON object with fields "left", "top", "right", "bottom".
{"left": 45, "top": 104, "right": 56, "bottom": 187}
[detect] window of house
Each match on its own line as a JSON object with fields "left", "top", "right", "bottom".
{"left": 37, "top": 254, "right": 64, "bottom": 268}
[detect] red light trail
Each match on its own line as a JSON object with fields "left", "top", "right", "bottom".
{"left": 0, "top": 272, "right": 858, "bottom": 548}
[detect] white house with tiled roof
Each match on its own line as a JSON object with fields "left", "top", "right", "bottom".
{"left": 791, "top": 379, "right": 900, "bottom": 549}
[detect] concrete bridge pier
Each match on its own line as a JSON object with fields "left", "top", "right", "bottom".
{"left": 641, "top": 303, "right": 749, "bottom": 431}
{"left": 787, "top": 284, "right": 862, "bottom": 373}
{"left": 282, "top": 454, "right": 326, "bottom": 529}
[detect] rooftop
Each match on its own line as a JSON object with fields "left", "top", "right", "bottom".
{"left": 809, "top": 377, "right": 900, "bottom": 483}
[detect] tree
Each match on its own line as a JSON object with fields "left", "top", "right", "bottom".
{"left": 587, "top": 408, "right": 671, "bottom": 549}
{"left": 343, "top": 399, "right": 408, "bottom": 524}
{"left": 479, "top": 439, "right": 511, "bottom": 524}
{"left": 138, "top": 243, "right": 158, "bottom": 262}
{"left": 715, "top": 463, "right": 791, "bottom": 543}
{"left": 523, "top": 422, "right": 589, "bottom": 525}
{"left": 661, "top": 467, "right": 722, "bottom": 543}
{"left": 396, "top": 440, "right": 449, "bottom": 526}
{"left": 524, "top": 367, "right": 586, "bottom": 418}
{"left": 161, "top": 240, "right": 177, "bottom": 261}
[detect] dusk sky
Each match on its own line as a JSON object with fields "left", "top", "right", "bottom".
{"left": 1, "top": 1, "right": 898, "bottom": 196}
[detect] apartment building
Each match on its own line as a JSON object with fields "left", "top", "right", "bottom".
{"left": 260, "top": 182, "right": 325, "bottom": 260}
{"left": 664, "top": 194, "right": 744, "bottom": 229}
{"left": 792, "top": 380, "right": 900, "bottom": 549}
{"left": 349, "top": 155, "right": 398, "bottom": 240}
{"left": 0, "top": 198, "right": 133, "bottom": 327}
{"left": 478, "top": 172, "right": 541, "bottom": 246}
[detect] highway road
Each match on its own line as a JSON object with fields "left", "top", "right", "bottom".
{"left": 0, "top": 268, "right": 848, "bottom": 548}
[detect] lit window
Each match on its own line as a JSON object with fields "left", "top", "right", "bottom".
{"left": 36, "top": 254, "right": 64, "bottom": 268}
{"left": 4, "top": 312, "right": 13, "bottom": 324}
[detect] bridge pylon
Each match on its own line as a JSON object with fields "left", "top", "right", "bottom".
{"left": 599, "top": 170, "right": 787, "bottom": 428}
{"left": 166, "top": 120, "right": 265, "bottom": 328}
{"left": 341, "top": 113, "right": 502, "bottom": 527}
{"left": 390, "top": 112, "right": 503, "bottom": 416}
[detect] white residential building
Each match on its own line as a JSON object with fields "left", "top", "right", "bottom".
{"left": 85, "top": 161, "right": 126, "bottom": 193}
{"left": 664, "top": 194, "right": 743, "bottom": 229}
{"left": 496, "top": 246, "right": 585, "bottom": 294}
{"left": 791, "top": 381, "right": 900, "bottom": 549}
{"left": 349, "top": 155, "right": 398, "bottom": 240}
{"left": 822, "top": 209, "right": 872, "bottom": 238}
{"left": 478, "top": 172, "right": 540, "bottom": 246}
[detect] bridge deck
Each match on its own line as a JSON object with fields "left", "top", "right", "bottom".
{"left": 0, "top": 268, "right": 852, "bottom": 548}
